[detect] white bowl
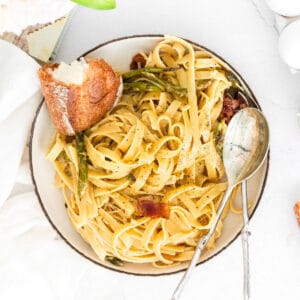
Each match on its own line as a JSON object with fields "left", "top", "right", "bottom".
{"left": 30, "top": 35, "right": 269, "bottom": 275}
{"left": 265, "top": 0, "right": 300, "bottom": 17}
{"left": 278, "top": 19, "right": 300, "bottom": 71}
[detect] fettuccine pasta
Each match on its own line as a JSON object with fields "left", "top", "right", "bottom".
{"left": 47, "top": 36, "right": 238, "bottom": 267}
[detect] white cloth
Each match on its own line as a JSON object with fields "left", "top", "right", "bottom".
{"left": 0, "top": 39, "right": 41, "bottom": 206}
{"left": 0, "top": 192, "right": 125, "bottom": 300}
{"left": 0, "top": 39, "right": 126, "bottom": 300}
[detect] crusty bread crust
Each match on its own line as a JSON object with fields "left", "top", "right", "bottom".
{"left": 294, "top": 202, "right": 300, "bottom": 226}
{"left": 38, "top": 59, "right": 121, "bottom": 135}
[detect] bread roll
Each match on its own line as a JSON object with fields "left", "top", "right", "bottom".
{"left": 38, "top": 58, "right": 122, "bottom": 135}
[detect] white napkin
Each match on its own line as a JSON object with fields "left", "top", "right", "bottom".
{"left": 0, "top": 192, "right": 126, "bottom": 300}
{"left": 0, "top": 40, "right": 127, "bottom": 300}
{"left": 0, "top": 39, "right": 41, "bottom": 207}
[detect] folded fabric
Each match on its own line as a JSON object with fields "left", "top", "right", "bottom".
{"left": 0, "top": 39, "right": 41, "bottom": 207}
{"left": 0, "top": 191, "right": 126, "bottom": 300}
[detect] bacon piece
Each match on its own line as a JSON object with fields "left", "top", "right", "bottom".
{"left": 219, "top": 94, "right": 247, "bottom": 124}
{"left": 130, "top": 53, "right": 146, "bottom": 70}
{"left": 294, "top": 202, "right": 300, "bottom": 226}
{"left": 137, "top": 197, "right": 170, "bottom": 219}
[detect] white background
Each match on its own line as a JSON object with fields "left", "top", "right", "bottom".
{"left": 1, "top": 0, "right": 300, "bottom": 299}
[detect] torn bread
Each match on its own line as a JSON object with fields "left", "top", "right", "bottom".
{"left": 38, "top": 58, "right": 122, "bottom": 135}
{"left": 294, "top": 202, "right": 300, "bottom": 226}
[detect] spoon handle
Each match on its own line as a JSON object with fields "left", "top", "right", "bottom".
{"left": 241, "top": 180, "right": 250, "bottom": 300}
{"left": 171, "top": 185, "right": 235, "bottom": 300}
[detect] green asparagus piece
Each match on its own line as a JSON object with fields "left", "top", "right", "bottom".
{"left": 105, "top": 255, "right": 124, "bottom": 266}
{"left": 215, "top": 120, "right": 227, "bottom": 155}
{"left": 122, "top": 68, "right": 187, "bottom": 97}
{"left": 123, "top": 82, "right": 162, "bottom": 93}
{"left": 140, "top": 72, "right": 187, "bottom": 97}
{"left": 56, "top": 150, "right": 69, "bottom": 162}
{"left": 122, "top": 67, "right": 179, "bottom": 79}
{"left": 225, "top": 70, "right": 243, "bottom": 90}
{"left": 126, "top": 173, "right": 136, "bottom": 181}
{"left": 75, "top": 132, "right": 88, "bottom": 199}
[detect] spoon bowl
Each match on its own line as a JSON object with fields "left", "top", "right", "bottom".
{"left": 223, "top": 107, "right": 270, "bottom": 185}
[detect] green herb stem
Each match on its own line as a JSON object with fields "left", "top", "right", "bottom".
{"left": 122, "top": 69, "right": 187, "bottom": 97}
{"left": 75, "top": 132, "right": 88, "bottom": 198}
{"left": 122, "top": 67, "right": 179, "bottom": 79}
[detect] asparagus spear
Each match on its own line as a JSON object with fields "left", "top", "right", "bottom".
{"left": 215, "top": 119, "right": 227, "bottom": 155}
{"left": 123, "top": 82, "right": 162, "bottom": 93}
{"left": 225, "top": 70, "right": 243, "bottom": 90}
{"left": 122, "top": 67, "right": 179, "bottom": 79}
{"left": 75, "top": 132, "right": 88, "bottom": 198}
{"left": 140, "top": 72, "right": 187, "bottom": 97}
{"left": 105, "top": 255, "right": 124, "bottom": 266}
{"left": 122, "top": 69, "right": 187, "bottom": 97}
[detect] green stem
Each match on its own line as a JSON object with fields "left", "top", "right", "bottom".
{"left": 75, "top": 132, "right": 88, "bottom": 198}
{"left": 122, "top": 67, "right": 179, "bottom": 79}
{"left": 123, "top": 82, "right": 162, "bottom": 93}
{"left": 123, "top": 69, "right": 187, "bottom": 97}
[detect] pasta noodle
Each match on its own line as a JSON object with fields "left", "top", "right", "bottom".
{"left": 47, "top": 36, "right": 238, "bottom": 267}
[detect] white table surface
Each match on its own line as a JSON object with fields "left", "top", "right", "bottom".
{"left": 1, "top": 0, "right": 300, "bottom": 299}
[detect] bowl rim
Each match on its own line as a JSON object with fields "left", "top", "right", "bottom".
{"left": 29, "top": 34, "right": 270, "bottom": 276}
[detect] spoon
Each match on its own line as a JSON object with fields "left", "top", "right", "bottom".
{"left": 172, "top": 107, "right": 269, "bottom": 300}
{"left": 241, "top": 180, "right": 250, "bottom": 300}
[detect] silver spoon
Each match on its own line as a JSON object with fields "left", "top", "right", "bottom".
{"left": 235, "top": 92, "right": 251, "bottom": 300}
{"left": 172, "top": 107, "right": 269, "bottom": 300}
{"left": 241, "top": 180, "right": 250, "bottom": 300}
{"left": 237, "top": 94, "right": 251, "bottom": 300}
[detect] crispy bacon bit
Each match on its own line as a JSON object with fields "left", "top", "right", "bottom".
{"left": 219, "top": 94, "right": 247, "bottom": 124}
{"left": 137, "top": 197, "right": 170, "bottom": 219}
{"left": 130, "top": 53, "right": 146, "bottom": 70}
{"left": 294, "top": 202, "right": 300, "bottom": 226}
